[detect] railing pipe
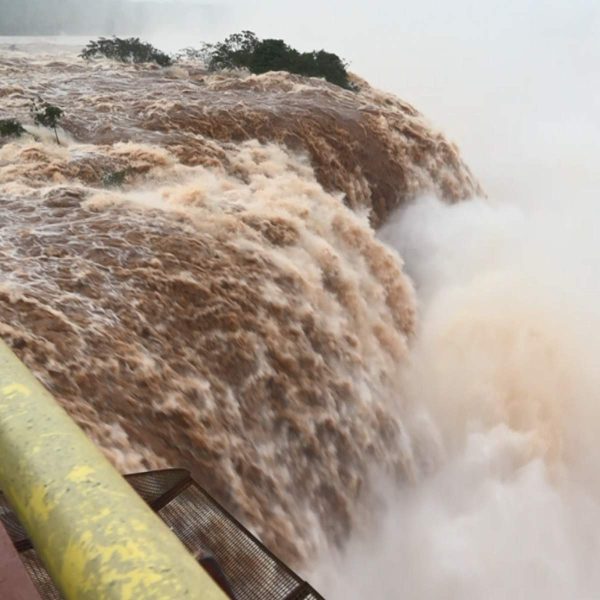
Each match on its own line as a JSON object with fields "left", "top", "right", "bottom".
{"left": 0, "top": 340, "right": 226, "bottom": 600}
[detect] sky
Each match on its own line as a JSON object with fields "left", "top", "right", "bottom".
{"left": 140, "top": 0, "right": 600, "bottom": 206}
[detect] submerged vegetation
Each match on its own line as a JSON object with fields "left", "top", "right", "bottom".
{"left": 31, "top": 100, "right": 63, "bottom": 144}
{"left": 80, "top": 37, "right": 172, "bottom": 66}
{"left": 102, "top": 168, "right": 131, "bottom": 188}
{"left": 0, "top": 118, "right": 26, "bottom": 138}
{"left": 201, "top": 31, "right": 353, "bottom": 90}
{"left": 0, "top": 105, "right": 62, "bottom": 144}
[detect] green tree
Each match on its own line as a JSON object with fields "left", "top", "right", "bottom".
{"left": 201, "top": 31, "right": 354, "bottom": 90}
{"left": 248, "top": 39, "right": 299, "bottom": 74}
{"left": 201, "top": 31, "right": 260, "bottom": 71}
{"left": 80, "top": 37, "right": 172, "bottom": 66}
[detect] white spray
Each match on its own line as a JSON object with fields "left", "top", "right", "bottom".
{"left": 313, "top": 191, "right": 600, "bottom": 598}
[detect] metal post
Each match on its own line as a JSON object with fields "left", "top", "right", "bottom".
{"left": 0, "top": 340, "right": 226, "bottom": 600}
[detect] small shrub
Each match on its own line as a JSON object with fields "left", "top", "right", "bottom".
{"left": 81, "top": 37, "right": 172, "bottom": 67}
{"left": 31, "top": 99, "right": 63, "bottom": 144}
{"left": 0, "top": 118, "right": 26, "bottom": 138}
{"left": 201, "top": 31, "right": 354, "bottom": 90}
{"left": 201, "top": 30, "right": 259, "bottom": 71}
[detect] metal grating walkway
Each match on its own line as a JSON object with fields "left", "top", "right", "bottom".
{"left": 0, "top": 469, "right": 324, "bottom": 600}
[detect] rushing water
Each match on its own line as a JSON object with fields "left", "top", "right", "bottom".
{"left": 4, "top": 39, "right": 600, "bottom": 599}
{"left": 313, "top": 189, "right": 600, "bottom": 597}
{"left": 0, "top": 40, "right": 479, "bottom": 566}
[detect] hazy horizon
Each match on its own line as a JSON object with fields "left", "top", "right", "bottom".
{"left": 3, "top": 0, "right": 598, "bottom": 207}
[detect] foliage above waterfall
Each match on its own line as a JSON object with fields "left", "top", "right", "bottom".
{"left": 80, "top": 37, "right": 172, "bottom": 66}
{"left": 201, "top": 31, "right": 354, "bottom": 90}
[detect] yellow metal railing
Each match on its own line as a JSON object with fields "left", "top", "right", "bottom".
{"left": 0, "top": 340, "right": 226, "bottom": 600}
